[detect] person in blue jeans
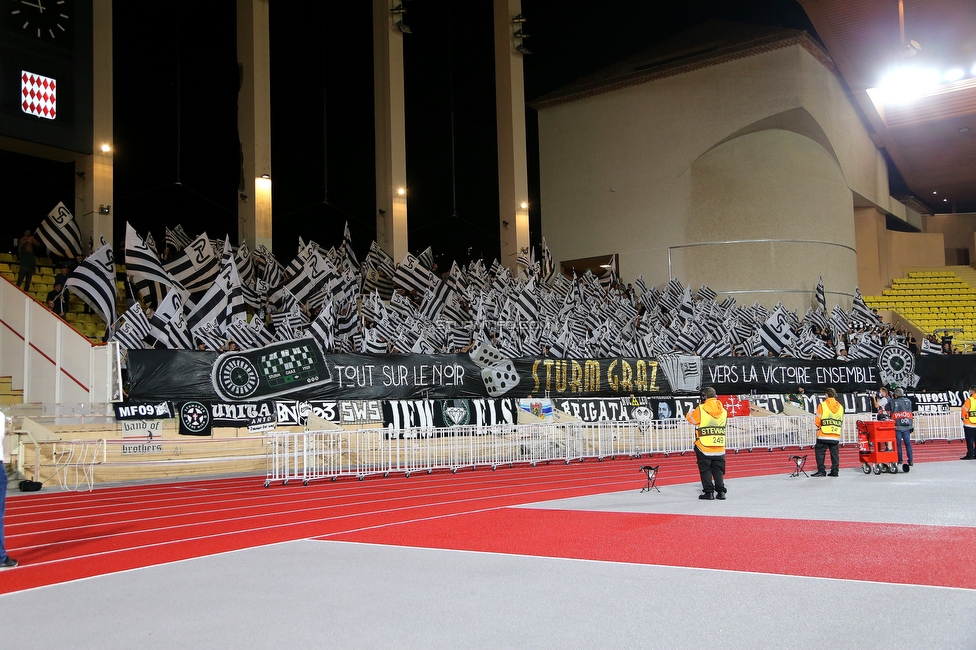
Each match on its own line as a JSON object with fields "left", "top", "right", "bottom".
{"left": 1, "top": 419, "right": 18, "bottom": 569}
{"left": 891, "top": 387, "right": 914, "bottom": 473}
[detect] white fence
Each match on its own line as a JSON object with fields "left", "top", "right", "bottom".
{"left": 265, "top": 413, "right": 965, "bottom": 486}
{"left": 0, "top": 277, "right": 121, "bottom": 405}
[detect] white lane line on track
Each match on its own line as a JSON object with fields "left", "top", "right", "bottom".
{"left": 9, "top": 448, "right": 856, "bottom": 512}
{"left": 6, "top": 461, "right": 719, "bottom": 534}
{"left": 12, "top": 451, "right": 956, "bottom": 544}
{"left": 7, "top": 468, "right": 670, "bottom": 540}
{"left": 4, "top": 448, "right": 918, "bottom": 540}
{"left": 7, "top": 472, "right": 674, "bottom": 556}
{"left": 7, "top": 450, "right": 810, "bottom": 525}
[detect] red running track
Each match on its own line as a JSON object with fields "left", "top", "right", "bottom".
{"left": 1, "top": 441, "right": 971, "bottom": 594}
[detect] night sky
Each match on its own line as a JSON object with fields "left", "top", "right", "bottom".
{"left": 1, "top": 0, "right": 816, "bottom": 266}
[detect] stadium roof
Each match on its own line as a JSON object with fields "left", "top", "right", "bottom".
{"left": 530, "top": 21, "right": 831, "bottom": 110}
{"left": 798, "top": 0, "right": 976, "bottom": 212}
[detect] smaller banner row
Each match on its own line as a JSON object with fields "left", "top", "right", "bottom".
{"left": 114, "top": 389, "right": 969, "bottom": 436}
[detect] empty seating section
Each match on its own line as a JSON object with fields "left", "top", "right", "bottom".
{"left": 863, "top": 267, "right": 976, "bottom": 348}
{"left": 1, "top": 251, "right": 127, "bottom": 343}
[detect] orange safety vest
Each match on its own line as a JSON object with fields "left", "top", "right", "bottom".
{"left": 962, "top": 396, "right": 976, "bottom": 426}
{"left": 817, "top": 399, "right": 844, "bottom": 441}
{"left": 694, "top": 406, "right": 727, "bottom": 456}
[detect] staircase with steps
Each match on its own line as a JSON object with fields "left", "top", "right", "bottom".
{"left": 0, "top": 252, "right": 126, "bottom": 343}
{"left": 0, "top": 376, "right": 23, "bottom": 405}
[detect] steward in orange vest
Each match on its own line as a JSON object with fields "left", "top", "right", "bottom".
{"left": 961, "top": 386, "right": 976, "bottom": 460}
{"left": 686, "top": 387, "right": 728, "bottom": 500}
{"left": 812, "top": 388, "right": 844, "bottom": 477}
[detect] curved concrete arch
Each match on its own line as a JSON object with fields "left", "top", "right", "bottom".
{"left": 694, "top": 107, "right": 842, "bottom": 176}
{"left": 670, "top": 127, "right": 858, "bottom": 309}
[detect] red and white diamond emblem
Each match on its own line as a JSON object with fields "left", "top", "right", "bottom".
{"left": 21, "top": 71, "right": 57, "bottom": 120}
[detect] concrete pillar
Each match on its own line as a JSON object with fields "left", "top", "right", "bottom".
{"left": 373, "top": 0, "right": 409, "bottom": 262}
{"left": 74, "top": 0, "right": 114, "bottom": 254}
{"left": 494, "top": 0, "right": 530, "bottom": 268}
{"left": 237, "top": 0, "right": 273, "bottom": 252}
{"left": 854, "top": 207, "right": 889, "bottom": 297}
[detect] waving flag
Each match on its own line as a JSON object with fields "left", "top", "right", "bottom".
{"left": 394, "top": 252, "right": 435, "bottom": 295}
{"left": 65, "top": 240, "right": 117, "bottom": 330}
{"left": 125, "top": 223, "right": 179, "bottom": 288}
{"left": 35, "top": 202, "right": 83, "bottom": 258}
{"left": 759, "top": 306, "right": 794, "bottom": 354}
{"left": 163, "top": 232, "right": 219, "bottom": 294}
{"left": 165, "top": 225, "right": 192, "bottom": 252}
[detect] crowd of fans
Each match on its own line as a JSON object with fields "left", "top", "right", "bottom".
{"left": 9, "top": 222, "right": 968, "bottom": 359}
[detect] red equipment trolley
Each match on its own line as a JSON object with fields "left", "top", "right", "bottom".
{"left": 856, "top": 420, "right": 899, "bottom": 474}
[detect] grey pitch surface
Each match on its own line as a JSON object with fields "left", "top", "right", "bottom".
{"left": 520, "top": 460, "right": 976, "bottom": 527}
{"left": 1, "top": 539, "right": 973, "bottom": 649}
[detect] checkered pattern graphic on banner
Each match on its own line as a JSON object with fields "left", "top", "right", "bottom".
{"left": 21, "top": 71, "right": 57, "bottom": 119}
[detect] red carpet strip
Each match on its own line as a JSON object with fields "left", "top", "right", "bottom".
{"left": 0, "top": 441, "right": 968, "bottom": 594}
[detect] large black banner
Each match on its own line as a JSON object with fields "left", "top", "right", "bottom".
{"left": 128, "top": 346, "right": 678, "bottom": 401}
{"left": 127, "top": 344, "right": 976, "bottom": 402}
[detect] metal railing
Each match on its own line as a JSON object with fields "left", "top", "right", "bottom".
{"left": 51, "top": 438, "right": 105, "bottom": 491}
{"left": 265, "top": 413, "right": 963, "bottom": 486}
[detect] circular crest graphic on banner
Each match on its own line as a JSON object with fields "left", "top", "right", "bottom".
{"left": 877, "top": 345, "right": 918, "bottom": 388}
{"left": 213, "top": 355, "right": 260, "bottom": 400}
{"left": 180, "top": 401, "right": 211, "bottom": 435}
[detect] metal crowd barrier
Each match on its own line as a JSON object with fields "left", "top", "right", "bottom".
{"left": 264, "top": 414, "right": 965, "bottom": 486}
{"left": 912, "top": 410, "right": 963, "bottom": 443}
{"left": 51, "top": 438, "right": 105, "bottom": 491}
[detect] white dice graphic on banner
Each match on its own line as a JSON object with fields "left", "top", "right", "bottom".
{"left": 481, "top": 361, "right": 520, "bottom": 397}
{"left": 469, "top": 341, "right": 506, "bottom": 369}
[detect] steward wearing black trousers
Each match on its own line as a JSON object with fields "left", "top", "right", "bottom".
{"left": 961, "top": 386, "right": 976, "bottom": 460}
{"left": 812, "top": 387, "right": 844, "bottom": 477}
{"left": 686, "top": 387, "right": 729, "bottom": 500}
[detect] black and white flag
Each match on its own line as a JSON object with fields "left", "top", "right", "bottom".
{"left": 192, "top": 320, "right": 226, "bottom": 351}
{"left": 815, "top": 276, "right": 826, "bottom": 312}
{"left": 849, "top": 335, "right": 882, "bottom": 360}
{"left": 235, "top": 240, "right": 256, "bottom": 288}
{"left": 111, "top": 304, "right": 152, "bottom": 350}
{"left": 308, "top": 302, "right": 335, "bottom": 354}
{"left": 759, "top": 306, "right": 794, "bottom": 354}
{"left": 149, "top": 289, "right": 193, "bottom": 349}
{"left": 342, "top": 222, "right": 358, "bottom": 268}
{"left": 696, "top": 284, "right": 717, "bottom": 303}
{"left": 850, "top": 287, "right": 876, "bottom": 326}
{"left": 284, "top": 247, "right": 335, "bottom": 304}
{"left": 120, "top": 303, "right": 152, "bottom": 342}
{"left": 165, "top": 225, "right": 192, "bottom": 251}
{"left": 35, "top": 202, "right": 83, "bottom": 258}
{"left": 417, "top": 246, "right": 434, "bottom": 271}
{"left": 65, "top": 241, "right": 117, "bottom": 330}
{"left": 184, "top": 283, "right": 222, "bottom": 334}
{"left": 394, "top": 252, "right": 435, "bottom": 295}
{"left": 125, "top": 222, "right": 179, "bottom": 289}
{"left": 163, "top": 232, "right": 219, "bottom": 294}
